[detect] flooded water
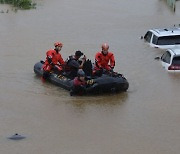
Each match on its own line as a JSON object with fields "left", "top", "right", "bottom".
{"left": 1, "top": 0, "right": 180, "bottom": 153}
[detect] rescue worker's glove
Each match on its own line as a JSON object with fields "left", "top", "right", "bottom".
{"left": 110, "top": 66, "right": 114, "bottom": 72}
{"left": 110, "top": 66, "right": 114, "bottom": 70}
{"left": 86, "top": 79, "right": 94, "bottom": 85}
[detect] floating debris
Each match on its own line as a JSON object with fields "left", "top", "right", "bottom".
{"left": 8, "top": 133, "right": 26, "bottom": 140}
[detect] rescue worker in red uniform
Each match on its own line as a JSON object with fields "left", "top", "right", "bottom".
{"left": 93, "top": 43, "right": 115, "bottom": 76}
{"left": 42, "top": 42, "right": 65, "bottom": 80}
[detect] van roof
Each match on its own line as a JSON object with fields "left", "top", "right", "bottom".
{"left": 169, "top": 48, "right": 180, "bottom": 55}
{"left": 150, "top": 27, "right": 180, "bottom": 37}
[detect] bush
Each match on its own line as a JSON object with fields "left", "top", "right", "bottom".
{"left": 0, "top": 0, "right": 36, "bottom": 9}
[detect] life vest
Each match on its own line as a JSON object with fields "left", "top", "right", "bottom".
{"left": 46, "top": 49, "right": 64, "bottom": 65}
{"left": 95, "top": 51, "right": 115, "bottom": 70}
{"left": 43, "top": 49, "right": 65, "bottom": 71}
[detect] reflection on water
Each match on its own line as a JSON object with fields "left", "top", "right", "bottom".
{"left": 67, "top": 92, "right": 128, "bottom": 110}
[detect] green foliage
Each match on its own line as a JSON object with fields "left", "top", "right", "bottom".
{"left": 0, "top": 0, "right": 36, "bottom": 9}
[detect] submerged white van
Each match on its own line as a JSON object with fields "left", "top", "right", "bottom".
{"left": 144, "top": 27, "right": 180, "bottom": 49}
{"left": 160, "top": 48, "right": 180, "bottom": 72}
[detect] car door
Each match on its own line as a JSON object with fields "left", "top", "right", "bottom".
{"left": 160, "top": 51, "right": 171, "bottom": 70}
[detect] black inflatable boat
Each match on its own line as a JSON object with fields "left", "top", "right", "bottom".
{"left": 34, "top": 61, "right": 129, "bottom": 95}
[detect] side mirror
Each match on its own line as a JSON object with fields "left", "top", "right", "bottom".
{"left": 154, "top": 56, "right": 160, "bottom": 60}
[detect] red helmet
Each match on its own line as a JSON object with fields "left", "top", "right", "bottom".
{"left": 54, "top": 42, "right": 63, "bottom": 47}
{"left": 102, "top": 43, "right": 109, "bottom": 50}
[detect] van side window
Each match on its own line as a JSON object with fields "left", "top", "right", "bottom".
{"left": 144, "top": 31, "right": 152, "bottom": 43}
{"left": 161, "top": 51, "right": 171, "bottom": 64}
{"left": 157, "top": 35, "right": 180, "bottom": 45}
{"left": 152, "top": 35, "right": 158, "bottom": 45}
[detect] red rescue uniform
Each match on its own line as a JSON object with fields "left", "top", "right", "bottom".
{"left": 94, "top": 51, "right": 115, "bottom": 71}
{"left": 43, "top": 49, "right": 65, "bottom": 72}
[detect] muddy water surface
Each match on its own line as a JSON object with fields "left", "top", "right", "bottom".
{"left": 1, "top": 0, "right": 180, "bottom": 153}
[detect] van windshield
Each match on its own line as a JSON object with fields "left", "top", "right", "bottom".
{"left": 172, "top": 56, "right": 180, "bottom": 65}
{"left": 157, "top": 35, "right": 180, "bottom": 45}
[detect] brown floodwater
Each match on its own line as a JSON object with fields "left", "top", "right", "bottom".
{"left": 1, "top": 0, "right": 180, "bottom": 153}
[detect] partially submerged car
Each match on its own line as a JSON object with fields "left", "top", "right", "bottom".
{"left": 156, "top": 48, "right": 180, "bottom": 72}
{"left": 143, "top": 27, "right": 180, "bottom": 50}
